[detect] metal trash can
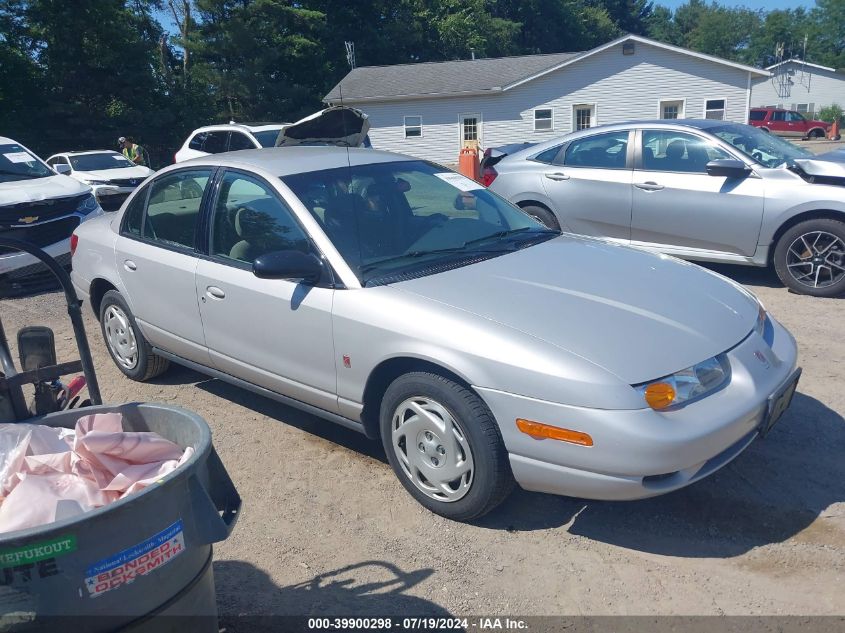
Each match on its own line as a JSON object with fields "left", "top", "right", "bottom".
{"left": 0, "top": 402, "right": 241, "bottom": 633}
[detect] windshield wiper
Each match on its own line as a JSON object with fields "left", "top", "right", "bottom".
{"left": 0, "top": 170, "right": 41, "bottom": 180}
{"left": 358, "top": 228, "right": 558, "bottom": 276}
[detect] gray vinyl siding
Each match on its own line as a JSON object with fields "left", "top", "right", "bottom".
{"left": 352, "top": 42, "right": 753, "bottom": 164}
{"left": 752, "top": 62, "right": 845, "bottom": 115}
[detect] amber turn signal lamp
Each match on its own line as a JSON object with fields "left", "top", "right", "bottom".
{"left": 643, "top": 382, "right": 676, "bottom": 409}
{"left": 516, "top": 419, "right": 594, "bottom": 446}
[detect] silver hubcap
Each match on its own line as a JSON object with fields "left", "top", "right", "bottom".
{"left": 786, "top": 231, "right": 845, "bottom": 289}
{"left": 391, "top": 397, "right": 474, "bottom": 503}
{"left": 103, "top": 305, "right": 138, "bottom": 369}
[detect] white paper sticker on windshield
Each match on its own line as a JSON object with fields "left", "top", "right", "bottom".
{"left": 3, "top": 152, "right": 37, "bottom": 164}
{"left": 434, "top": 172, "right": 483, "bottom": 191}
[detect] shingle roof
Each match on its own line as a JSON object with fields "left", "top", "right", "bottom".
{"left": 324, "top": 35, "right": 771, "bottom": 104}
{"left": 324, "top": 51, "right": 583, "bottom": 102}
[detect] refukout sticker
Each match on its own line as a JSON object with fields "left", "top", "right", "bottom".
{"left": 84, "top": 520, "right": 185, "bottom": 598}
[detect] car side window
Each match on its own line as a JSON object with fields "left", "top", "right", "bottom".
{"left": 144, "top": 170, "right": 212, "bottom": 249}
{"left": 189, "top": 132, "right": 208, "bottom": 151}
{"left": 641, "top": 130, "right": 731, "bottom": 174}
{"left": 771, "top": 111, "right": 786, "bottom": 122}
{"left": 533, "top": 145, "right": 563, "bottom": 164}
{"left": 122, "top": 186, "right": 150, "bottom": 237}
{"left": 210, "top": 171, "right": 311, "bottom": 265}
{"left": 561, "top": 131, "right": 629, "bottom": 169}
{"left": 228, "top": 132, "right": 255, "bottom": 151}
{"left": 787, "top": 111, "right": 805, "bottom": 122}
{"left": 203, "top": 132, "right": 229, "bottom": 154}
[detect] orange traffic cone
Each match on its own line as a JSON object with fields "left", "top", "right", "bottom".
{"left": 830, "top": 119, "right": 841, "bottom": 141}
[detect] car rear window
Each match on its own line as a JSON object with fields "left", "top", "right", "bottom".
{"left": 749, "top": 111, "right": 767, "bottom": 121}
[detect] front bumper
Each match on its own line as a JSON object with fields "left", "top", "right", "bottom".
{"left": 477, "top": 315, "right": 799, "bottom": 500}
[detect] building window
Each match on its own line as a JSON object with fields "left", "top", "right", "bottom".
{"left": 704, "top": 99, "right": 726, "bottom": 120}
{"left": 660, "top": 99, "right": 684, "bottom": 120}
{"left": 534, "top": 108, "right": 553, "bottom": 131}
{"left": 404, "top": 116, "right": 422, "bottom": 138}
{"left": 574, "top": 105, "right": 594, "bottom": 131}
{"left": 461, "top": 115, "right": 479, "bottom": 142}
{"left": 796, "top": 103, "right": 815, "bottom": 116}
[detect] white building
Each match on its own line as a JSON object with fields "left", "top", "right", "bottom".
{"left": 751, "top": 59, "right": 845, "bottom": 117}
{"left": 325, "top": 34, "right": 770, "bottom": 164}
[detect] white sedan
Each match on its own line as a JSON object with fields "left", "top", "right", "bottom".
{"left": 46, "top": 151, "right": 154, "bottom": 211}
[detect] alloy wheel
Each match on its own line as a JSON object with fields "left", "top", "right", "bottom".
{"left": 786, "top": 231, "right": 845, "bottom": 289}
{"left": 390, "top": 396, "right": 474, "bottom": 503}
{"left": 103, "top": 305, "right": 139, "bottom": 369}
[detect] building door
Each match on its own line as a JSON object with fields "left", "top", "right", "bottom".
{"left": 460, "top": 114, "right": 482, "bottom": 149}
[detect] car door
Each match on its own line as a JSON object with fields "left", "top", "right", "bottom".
{"left": 787, "top": 111, "right": 809, "bottom": 137}
{"left": 768, "top": 110, "right": 790, "bottom": 136}
{"left": 114, "top": 168, "right": 214, "bottom": 364}
{"left": 630, "top": 129, "right": 765, "bottom": 258}
{"left": 539, "top": 130, "right": 633, "bottom": 242}
{"left": 195, "top": 168, "right": 338, "bottom": 413}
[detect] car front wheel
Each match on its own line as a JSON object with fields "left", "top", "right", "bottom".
{"left": 380, "top": 372, "right": 514, "bottom": 520}
{"left": 99, "top": 290, "right": 170, "bottom": 381}
{"left": 774, "top": 218, "right": 845, "bottom": 297}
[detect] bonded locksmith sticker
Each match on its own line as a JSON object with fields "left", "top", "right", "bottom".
{"left": 0, "top": 535, "right": 77, "bottom": 569}
{"left": 84, "top": 520, "right": 185, "bottom": 598}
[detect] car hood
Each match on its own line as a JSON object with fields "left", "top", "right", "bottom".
{"left": 274, "top": 106, "right": 370, "bottom": 148}
{"left": 395, "top": 236, "right": 759, "bottom": 384}
{"left": 73, "top": 166, "right": 153, "bottom": 181}
{"left": 792, "top": 156, "right": 845, "bottom": 177}
{"left": 0, "top": 174, "right": 90, "bottom": 206}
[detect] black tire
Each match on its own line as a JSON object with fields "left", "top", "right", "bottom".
{"left": 99, "top": 290, "right": 170, "bottom": 381}
{"left": 380, "top": 372, "right": 514, "bottom": 521}
{"left": 773, "top": 218, "right": 845, "bottom": 297}
{"left": 520, "top": 204, "right": 560, "bottom": 230}
{"left": 809, "top": 128, "right": 826, "bottom": 139}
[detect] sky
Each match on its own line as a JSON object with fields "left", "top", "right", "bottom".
{"left": 656, "top": 0, "right": 814, "bottom": 9}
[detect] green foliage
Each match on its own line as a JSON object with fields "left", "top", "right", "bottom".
{"left": 818, "top": 104, "right": 844, "bottom": 125}
{"left": 2, "top": 0, "right": 845, "bottom": 165}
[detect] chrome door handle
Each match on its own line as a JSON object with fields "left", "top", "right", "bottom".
{"left": 544, "top": 172, "right": 570, "bottom": 181}
{"left": 635, "top": 181, "right": 664, "bottom": 191}
{"left": 124, "top": 260, "right": 137, "bottom": 271}
{"left": 206, "top": 286, "right": 225, "bottom": 300}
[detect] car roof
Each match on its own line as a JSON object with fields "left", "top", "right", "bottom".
{"left": 0, "top": 136, "right": 21, "bottom": 145}
{"left": 53, "top": 150, "right": 123, "bottom": 157}
{"left": 176, "top": 146, "right": 414, "bottom": 176}
{"left": 191, "top": 123, "right": 287, "bottom": 135}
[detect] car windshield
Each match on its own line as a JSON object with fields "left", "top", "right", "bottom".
{"left": 710, "top": 124, "right": 812, "bottom": 168}
{"left": 282, "top": 160, "right": 558, "bottom": 285}
{"left": 69, "top": 152, "right": 134, "bottom": 171}
{"left": 253, "top": 129, "right": 283, "bottom": 148}
{"left": 0, "top": 144, "right": 53, "bottom": 182}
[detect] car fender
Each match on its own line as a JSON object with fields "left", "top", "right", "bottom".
{"left": 760, "top": 196, "right": 845, "bottom": 245}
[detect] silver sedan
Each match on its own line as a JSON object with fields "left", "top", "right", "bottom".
{"left": 71, "top": 147, "right": 800, "bottom": 520}
{"left": 485, "top": 120, "right": 845, "bottom": 297}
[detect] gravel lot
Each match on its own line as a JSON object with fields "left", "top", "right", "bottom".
{"left": 2, "top": 267, "right": 844, "bottom": 629}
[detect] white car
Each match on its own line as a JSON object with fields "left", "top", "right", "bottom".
{"left": 174, "top": 123, "right": 289, "bottom": 163}
{"left": 1, "top": 137, "right": 102, "bottom": 290}
{"left": 46, "top": 151, "right": 154, "bottom": 212}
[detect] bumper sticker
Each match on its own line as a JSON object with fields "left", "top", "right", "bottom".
{"left": 0, "top": 535, "right": 77, "bottom": 569}
{"left": 84, "top": 520, "right": 185, "bottom": 598}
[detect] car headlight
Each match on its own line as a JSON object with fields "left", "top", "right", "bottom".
{"left": 635, "top": 354, "right": 731, "bottom": 410}
{"left": 76, "top": 193, "right": 101, "bottom": 215}
{"left": 85, "top": 179, "right": 109, "bottom": 185}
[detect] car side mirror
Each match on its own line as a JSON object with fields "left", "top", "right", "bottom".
{"left": 706, "top": 159, "right": 751, "bottom": 179}
{"left": 253, "top": 250, "right": 324, "bottom": 284}
{"left": 17, "top": 326, "right": 57, "bottom": 372}
{"left": 54, "top": 164, "right": 71, "bottom": 175}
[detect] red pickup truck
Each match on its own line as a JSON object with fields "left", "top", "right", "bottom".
{"left": 749, "top": 107, "right": 830, "bottom": 139}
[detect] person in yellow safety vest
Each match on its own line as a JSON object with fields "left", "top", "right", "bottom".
{"left": 118, "top": 136, "right": 149, "bottom": 166}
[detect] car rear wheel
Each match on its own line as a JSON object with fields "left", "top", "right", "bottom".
{"left": 520, "top": 204, "right": 560, "bottom": 230}
{"left": 380, "top": 372, "right": 514, "bottom": 521}
{"left": 774, "top": 219, "right": 845, "bottom": 297}
{"left": 99, "top": 290, "right": 170, "bottom": 381}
